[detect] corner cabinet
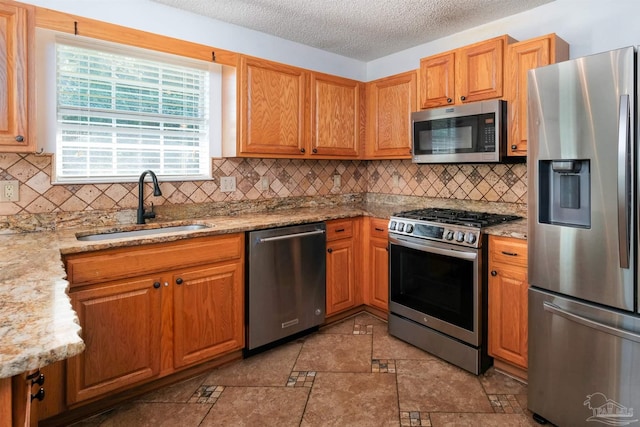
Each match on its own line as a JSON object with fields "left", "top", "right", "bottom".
{"left": 488, "top": 235, "right": 528, "bottom": 376}
{"left": 238, "top": 55, "right": 362, "bottom": 159}
{"left": 365, "top": 71, "right": 416, "bottom": 159}
{"left": 420, "top": 35, "right": 515, "bottom": 108}
{"left": 505, "top": 34, "right": 569, "bottom": 156}
{"left": 63, "top": 234, "right": 244, "bottom": 405}
{"left": 0, "top": 1, "right": 35, "bottom": 152}
{"left": 325, "top": 218, "right": 362, "bottom": 316}
{"left": 364, "top": 217, "right": 389, "bottom": 312}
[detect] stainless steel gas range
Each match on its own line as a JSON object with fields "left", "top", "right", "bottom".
{"left": 387, "top": 208, "right": 520, "bottom": 375}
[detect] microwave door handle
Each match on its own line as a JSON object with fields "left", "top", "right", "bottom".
{"left": 617, "top": 94, "right": 630, "bottom": 269}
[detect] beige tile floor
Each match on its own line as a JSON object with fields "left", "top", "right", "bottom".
{"left": 72, "top": 312, "right": 538, "bottom": 427}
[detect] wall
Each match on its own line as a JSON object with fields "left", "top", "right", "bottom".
{"left": 368, "top": 0, "right": 640, "bottom": 80}
{"left": 0, "top": 153, "right": 526, "bottom": 222}
{"left": 21, "top": 0, "right": 640, "bottom": 82}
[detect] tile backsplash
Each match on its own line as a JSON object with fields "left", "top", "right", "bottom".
{"left": 0, "top": 153, "right": 526, "bottom": 217}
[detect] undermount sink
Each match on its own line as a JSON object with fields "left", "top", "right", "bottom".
{"left": 76, "top": 224, "right": 211, "bottom": 241}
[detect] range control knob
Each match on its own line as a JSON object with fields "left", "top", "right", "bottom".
{"left": 405, "top": 224, "right": 414, "bottom": 233}
{"left": 444, "top": 230, "right": 455, "bottom": 240}
{"left": 465, "top": 233, "right": 477, "bottom": 244}
{"left": 455, "top": 231, "right": 465, "bottom": 242}
{"left": 397, "top": 222, "right": 405, "bottom": 232}
{"left": 389, "top": 221, "right": 397, "bottom": 231}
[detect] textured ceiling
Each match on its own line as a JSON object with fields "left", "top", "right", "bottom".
{"left": 151, "top": 0, "right": 553, "bottom": 61}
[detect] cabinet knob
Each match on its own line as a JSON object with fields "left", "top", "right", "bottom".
{"left": 153, "top": 281, "right": 161, "bottom": 289}
{"left": 176, "top": 277, "right": 183, "bottom": 285}
{"left": 15, "top": 135, "right": 24, "bottom": 142}
{"left": 446, "top": 98, "right": 452, "bottom": 104}
{"left": 491, "top": 270, "right": 497, "bottom": 276}
{"left": 327, "top": 248, "right": 333, "bottom": 254}
{"left": 31, "top": 373, "right": 45, "bottom": 386}
{"left": 511, "top": 144, "right": 518, "bottom": 150}
{"left": 300, "top": 148, "right": 305, "bottom": 153}
{"left": 312, "top": 148, "right": 318, "bottom": 154}
{"left": 31, "top": 387, "right": 45, "bottom": 402}
{"left": 460, "top": 96, "right": 466, "bottom": 101}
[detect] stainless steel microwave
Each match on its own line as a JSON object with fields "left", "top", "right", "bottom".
{"left": 411, "top": 99, "right": 506, "bottom": 163}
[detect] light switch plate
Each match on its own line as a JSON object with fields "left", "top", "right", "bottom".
{"left": 0, "top": 180, "right": 19, "bottom": 202}
{"left": 260, "top": 176, "right": 270, "bottom": 191}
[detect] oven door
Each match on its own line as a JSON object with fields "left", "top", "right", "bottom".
{"left": 389, "top": 234, "right": 481, "bottom": 346}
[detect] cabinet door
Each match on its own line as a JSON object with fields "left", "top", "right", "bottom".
{"left": 366, "top": 71, "right": 415, "bottom": 159}
{"left": 326, "top": 238, "right": 357, "bottom": 316}
{"left": 419, "top": 51, "right": 456, "bottom": 109}
{"left": 506, "top": 34, "right": 569, "bottom": 156}
{"left": 173, "top": 261, "right": 244, "bottom": 368}
{"left": 67, "top": 276, "right": 162, "bottom": 404}
{"left": 310, "top": 73, "right": 360, "bottom": 157}
{"left": 0, "top": 2, "right": 34, "bottom": 152}
{"left": 488, "top": 263, "right": 528, "bottom": 369}
{"left": 368, "top": 236, "right": 389, "bottom": 311}
{"left": 239, "top": 56, "right": 307, "bottom": 157}
{"left": 457, "top": 37, "right": 505, "bottom": 104}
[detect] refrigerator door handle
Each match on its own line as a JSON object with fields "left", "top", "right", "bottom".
{"left": 543, "top": 301, "right": 640, "bottom": 343}
{"left": 617, "top": 94, "right": 630, "bottom": 269}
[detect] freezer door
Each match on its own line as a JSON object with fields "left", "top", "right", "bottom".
{"left": 528, "top": 47, "right": 636, "bottom": 312}
{"left": 529, "top": 288, "right": 640, "bottom": 426}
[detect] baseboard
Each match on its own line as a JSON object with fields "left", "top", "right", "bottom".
{"left": 493, "top": 359, "right": 528, "bottom": 383}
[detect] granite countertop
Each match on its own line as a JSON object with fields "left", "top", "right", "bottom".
{"left": 0, "top": 198, "right": 527, "bottom": 379}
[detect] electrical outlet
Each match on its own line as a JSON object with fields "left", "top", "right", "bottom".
{"left": 392, "top": 173, "right": 400, "bottom": 188}
{"left": 220, "top": 176, "right": 236, "bottom": 193}
{"left": 260, "top": 176, "right": 270, "bottom": 191}
{"left": 333, "top": 174, "right": 341, "bottom": 188}
{"left": 0, "top": 180, "right": 19, "bottom": 202}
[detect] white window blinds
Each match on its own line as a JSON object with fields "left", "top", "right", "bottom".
{"left": 55, "top": 40, "right": 211, "bottom": 181}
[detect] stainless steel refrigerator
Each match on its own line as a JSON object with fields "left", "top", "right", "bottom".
{"left": 528, "top": 46, "right": 640, "bottom": 426}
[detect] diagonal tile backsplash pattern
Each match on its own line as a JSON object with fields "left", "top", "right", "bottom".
{"left": 0, "top": 153, "right": 527, "bottom": 217}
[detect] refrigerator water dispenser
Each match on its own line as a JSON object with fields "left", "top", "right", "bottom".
{"left": 538, "top": 159, "right": 590, "bottom": 228}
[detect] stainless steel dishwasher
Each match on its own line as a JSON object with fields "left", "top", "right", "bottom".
{"left": 246, "top": 222, "right": 326, "bottom": 353}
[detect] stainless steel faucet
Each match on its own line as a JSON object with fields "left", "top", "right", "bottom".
{"left": 137, "top": 170, "right": 162, "bottom": 224}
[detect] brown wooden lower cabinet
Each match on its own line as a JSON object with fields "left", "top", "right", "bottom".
{"left": 56, "top": 234, "right": 244, "bottom": 413}
{"left": 364, "top": 217, "right": 389, "bottom": 312}
{"left": 488, "top": 235, "right": 528, "bottom": 375}
{"left": 325, "top": 218, "right": 362, "bottom": 316}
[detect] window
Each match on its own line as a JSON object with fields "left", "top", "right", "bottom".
{"left": 38, "top": 31, "right": 221, "bottom": 183}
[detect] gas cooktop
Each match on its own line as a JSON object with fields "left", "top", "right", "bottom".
{"left": 389, "top": 208, "right": 521, "bottom": 248}
{"left": 393, "top": 208, "right": 521, "bottom": 228}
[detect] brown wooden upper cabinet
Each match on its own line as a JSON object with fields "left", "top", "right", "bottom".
{"left": 365, "top": 70, "right": 417, "bottom": 159}
{"left": 0, "top": 1, "right": 35, "bottom": 153}
{"left": 505, "top": 34, "right": 569, "bottom": 157}
{"left": 238, "top": 55, "right": 362, "bottom": 159}
{"left": 420, "top": 35, "right": 515, "bottom": 109}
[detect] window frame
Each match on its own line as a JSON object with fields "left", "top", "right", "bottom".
{"left": 36, "top": 28, "right": 222, "bottom": 184}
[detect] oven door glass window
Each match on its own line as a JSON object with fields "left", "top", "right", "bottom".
{"left": 390, "top": 243, "right": 474, "bottom": 331}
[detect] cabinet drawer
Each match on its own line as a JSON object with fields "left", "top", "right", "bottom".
{"left": 368, "top": 218, "right": 389, "bottom": 239}
{"left": 66, "top": 234, "right": 243, "bottom": 287}
{"left": 326, "top": 219, "right": 354, "bottom": 241}
{"left": 489, "top": 236, "right": 528, "bottom": 267}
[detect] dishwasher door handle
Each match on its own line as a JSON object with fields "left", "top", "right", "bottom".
{"left": 257, "top": 229, "right": 326, "bottom": 243}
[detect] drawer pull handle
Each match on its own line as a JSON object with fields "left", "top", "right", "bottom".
{"left": 501, "top": 251, "right": 518, "bottom": 257}
{"left": 335, "top": 228, "right": 345, "bottom": 232}
{"left": 375, "top": 227, "right": 384, "bottom": 232}
{"left": 31, "top": 373, "right": 45, "bottom": 386}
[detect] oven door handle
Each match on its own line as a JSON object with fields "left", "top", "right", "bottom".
{"left": 389, "top": 237, "right": 478, "bottom": 261}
